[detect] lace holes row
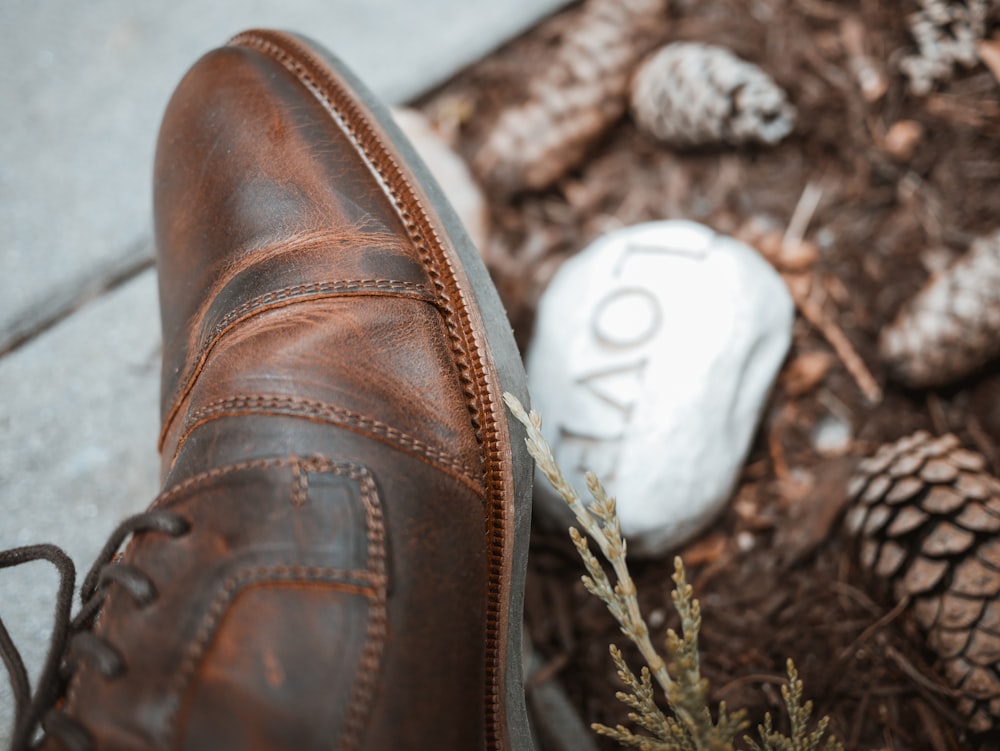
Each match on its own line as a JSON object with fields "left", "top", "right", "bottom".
{"left": 158, "top": 511, "right": 191, "bottom": 537}
{"left": 42, "top": 709, "right": 95, "bottom": 751}
{"left": 68, "top": 632, "right": 124, "bottom": 679}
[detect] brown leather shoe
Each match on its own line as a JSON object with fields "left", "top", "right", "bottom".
{"left": 2, "top": 30, "right": 532, "bottom": 751}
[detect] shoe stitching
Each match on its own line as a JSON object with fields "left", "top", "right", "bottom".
{"left": 152, "top": 458, "right": 386, "bottom": 751}
{"left": 158, "top": 456, "right": 294, "bottom": 506}
{"left": 290, "top": 461, "right": 308, "bottom": 507}
{"left": 159, "top": 278, "right": 435, "bottom": 451}
{"left": 219, "top": 280, "right": 432, "bottom": 331}
{"left": 61, "top": 456, "right": 296, "bottom": 718}
{"left": 229, "top": 30, "right": 510, "bottom": 747}
{"left": 175, "top": 394, "right": 484, "bottom": 493}
{"left": 184, "top": 225, "right": 420, "bottom": 359}
{"left": 166, "top": 563, "right": 382, "bottom": 745}
{"left": 228, "top": 32, "right": 484, "bottom": 441}
{"left": 335, "top": 462, "right": 387, "bottom": 751}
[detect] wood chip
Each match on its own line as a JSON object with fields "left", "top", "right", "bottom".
{"left": 680, "top": 531, "right": 728, "bottom": 565}
{"left": 781, "top": 350, "right": 833, "bottom": 396}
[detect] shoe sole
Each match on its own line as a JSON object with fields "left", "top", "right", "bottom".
{"left": 227, "top": 30, "right": 534, "bottom": 751}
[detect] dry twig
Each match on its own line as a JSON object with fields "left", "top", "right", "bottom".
{"left": 779, "top": 183, "right": 883, "bottom": 404}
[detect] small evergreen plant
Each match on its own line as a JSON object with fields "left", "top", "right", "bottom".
{"left": 504, "top": 394, "right": 844, "bottom": 751}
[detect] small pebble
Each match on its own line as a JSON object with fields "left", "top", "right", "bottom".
{"left": 882, "top": 120, "right": 924, "bottom": 162}
{"left": 812, "top": 412, "right": 853, "bottom": 456}
{"left": 648, "top": 609, "right": 666, "bottom": 628}
{"left": 737, "top": 531, "right": 756, "bottom": 552}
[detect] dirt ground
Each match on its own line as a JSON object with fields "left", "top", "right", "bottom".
{"left": 420, "top": 1, "right": 1000, "bottom": 749}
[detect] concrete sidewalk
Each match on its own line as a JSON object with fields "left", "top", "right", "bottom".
{"left": 0, "top": 0, "right": 568, "bottom": 740}
{"left": 1, "top": 0, "right": 567, "bottom": 351}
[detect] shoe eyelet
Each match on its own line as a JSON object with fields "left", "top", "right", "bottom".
{"left": 69, "top": 633, "right": 124, "bottom": 679}
{"left": 166, "top": 516, "right": 191, "bottom": 537}
{"left": 147, "top": 510, "right": 190, "bottom": 537}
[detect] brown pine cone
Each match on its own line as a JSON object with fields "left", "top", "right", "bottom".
{"left": 880, "top": 230, "right": 1000, "bottom": 389}
{"left": 846, "top": 431, "right": 1000, "bottom": 733}
{"left": 473, "top": 0, "right": 666, "bottom": 195}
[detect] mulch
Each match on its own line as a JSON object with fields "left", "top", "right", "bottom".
{"left": 418, "top": 1, "right": 1000, "bottom": 748}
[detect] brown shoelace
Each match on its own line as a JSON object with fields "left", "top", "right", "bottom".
{"left": 0, "top": 510, "right": 189, "bottom": 750}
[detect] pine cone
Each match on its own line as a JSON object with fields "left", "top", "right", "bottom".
{"left": 845, "top": 431, "right": 1000, "bottom": 733}
{"left": 474, "top": 0, "right": 666, "bottom": 194}
{"left": 900, "top": 0, "right": 991, "bottom": 96}
{"left": 629, "top": 42, "right": 796, "bottom": 147}
{"left": 880, "top": 230, "right": 1000, "bottom": 389}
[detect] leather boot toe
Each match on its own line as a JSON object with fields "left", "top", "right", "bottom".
{"left": 40, "top": 30, "right": 532, "bottom": 751}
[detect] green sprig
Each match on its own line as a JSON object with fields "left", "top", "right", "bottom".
{"left": 503, "top": 393, "right": 843, "bottom": 751}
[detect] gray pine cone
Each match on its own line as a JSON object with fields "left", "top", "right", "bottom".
{"left": 846, "top": 431, "right": 1000, "bottom": 733}
{"left": 900, "top": 0, "right": 991, "bottom": 96}
{"left": 629, "top": 42, "right": 796, "bottom": 147}
{"left": 880, "top": 230, "right": 1000, "bottom": 389}
{"left": 474, "top": 0, "right": 666, "bottom": 195}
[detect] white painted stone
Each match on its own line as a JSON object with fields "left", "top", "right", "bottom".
{"left": 526, "top": 220, "right": 793, "bottom": 556}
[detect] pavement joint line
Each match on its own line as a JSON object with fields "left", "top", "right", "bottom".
{"left": 0, "top": 237, "right": 154, "bottom": 358}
